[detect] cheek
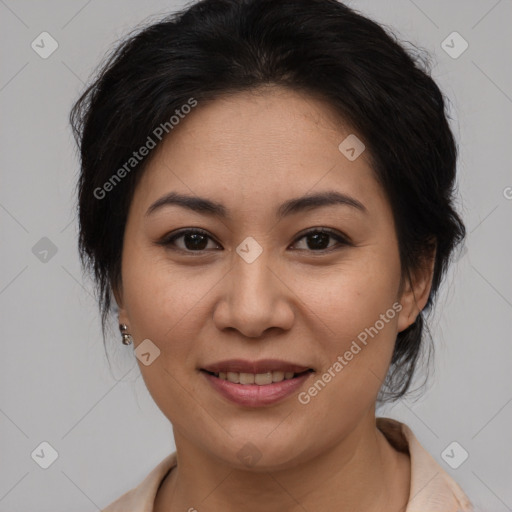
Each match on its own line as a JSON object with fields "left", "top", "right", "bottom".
{"left": 292, "top": 247, "right": 401, "bottom": 387}
{"left": 292, "top": 272, "right": 400, "bottom": 436}
{"left": 124, "top": 259, "right": 215, "bottom": 345}
{"left": 121, "top": 254, "right": 217, "bottom": 422}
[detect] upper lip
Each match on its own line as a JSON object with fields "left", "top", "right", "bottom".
{"left": 201, "top": 359, "right": 313, "bottom": 374}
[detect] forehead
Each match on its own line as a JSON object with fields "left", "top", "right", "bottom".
{"left": 132, "top": 86, "right": 386, "bottom": 215}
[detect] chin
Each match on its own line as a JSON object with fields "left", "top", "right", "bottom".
{"left": 214, "top": 435, "right": 310, "bottom": 472}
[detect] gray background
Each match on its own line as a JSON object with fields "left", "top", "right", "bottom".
{"left": 1, "top": 0, "right": 511, "bottom": 510}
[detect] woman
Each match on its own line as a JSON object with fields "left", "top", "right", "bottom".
{"left": 70, "top": 0, "right": 474, "bottom": 509}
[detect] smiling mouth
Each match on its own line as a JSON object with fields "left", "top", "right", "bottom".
{"left": 201, "top": 369, "right": 314, "bottom": 385}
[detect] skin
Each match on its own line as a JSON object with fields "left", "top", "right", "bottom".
{"left": 114, "top": 85, "right": 435, "bottom": 511}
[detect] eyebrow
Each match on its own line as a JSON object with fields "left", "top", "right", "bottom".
{"left": 145, "top": 190, "right": 367, "bottom": 219}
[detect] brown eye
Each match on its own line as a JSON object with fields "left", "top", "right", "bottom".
{"left": 159, "top": 229, "right": 221, "bottom": 252}
{"left": 292, "top": 229, "right": 351, "bottom": 252}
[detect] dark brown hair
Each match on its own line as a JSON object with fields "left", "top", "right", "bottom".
{"left": 70, "top": 0, "right": 465, "bottom": 402}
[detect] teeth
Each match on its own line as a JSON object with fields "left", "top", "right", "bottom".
{"left": 213, "top": 371, "right": 300, "bottom": 385}
{"left": 227, "top": 371, "right": 240, "bottom": 383}
{"left": 239, "top": 372, "right": 255, "bottom": 384}
{"left": 255, "top": 372, "right": 273, "bottom": 385}
{"left": 272, "top": 370, "right": 285, "bottom": 382}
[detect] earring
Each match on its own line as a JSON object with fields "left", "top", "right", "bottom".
{"left": 119, "top": 323, "right": 133, "bottom": 345}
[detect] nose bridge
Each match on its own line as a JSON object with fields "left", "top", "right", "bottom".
{"left": 214, "top": 244, "right": 293, "bottom": 337}
{"left": 232, "top": 245, "right": 275, "bottom": 311}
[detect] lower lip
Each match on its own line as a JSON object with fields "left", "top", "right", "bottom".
{"left": 201, "top": 370, "right": 313, "bottom": 407}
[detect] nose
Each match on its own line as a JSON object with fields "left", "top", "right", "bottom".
{"left": 212, "top": 250, "right": 295, "bottom": 338}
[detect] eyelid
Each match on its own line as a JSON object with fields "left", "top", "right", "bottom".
{"left": 290, "top": 227, "right": 352, "bottom": 250}
{"left": 157, "top": 227, "right": 352, "bottom": 253}
{"left": 293, "top": 227, "right": 351, "bottom": 243}
{"left": 157, "top": 228, "right": 222, "bottom": 253}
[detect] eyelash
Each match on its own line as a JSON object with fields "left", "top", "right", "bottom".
{"left": 157, "top": 227, "right": 352, "bottom": 255}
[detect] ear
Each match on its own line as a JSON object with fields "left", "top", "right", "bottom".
{"left": 397, "top": 243, "right": 436, "bottom": 333}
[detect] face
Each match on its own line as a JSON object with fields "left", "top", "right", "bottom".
{"left": 115, "top": 85, "right": 430, "bottom": 470}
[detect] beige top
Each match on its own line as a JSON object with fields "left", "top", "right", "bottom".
{"left": 102, "top": 417, "right": 474, "bottom": 511}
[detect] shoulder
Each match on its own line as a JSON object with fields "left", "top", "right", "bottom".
{"left": 101, "top": 452, "right": 177, "bottom": 512}
{"left": 377, "top": 417, "right": 474, "bottom": 512}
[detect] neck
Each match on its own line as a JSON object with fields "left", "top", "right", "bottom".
{"left": 154, "top": 412, "right": 410, "bottom": 512}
